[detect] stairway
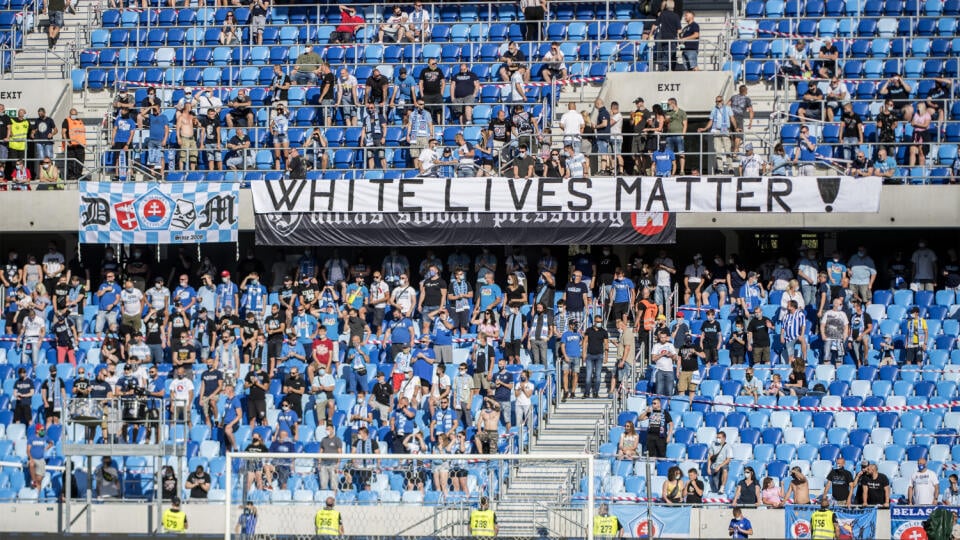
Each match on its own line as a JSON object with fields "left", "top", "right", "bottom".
{"left": 495, "top": 346, "right": 617, "bottom": 537}
{"left": 10, "top": 1, "right": 94, "bottom": 80}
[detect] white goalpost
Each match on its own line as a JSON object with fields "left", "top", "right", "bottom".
{"left": 224, "top": 451, "right": 596, "bottom": 539}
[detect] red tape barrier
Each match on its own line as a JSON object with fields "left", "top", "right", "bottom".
{"left": 631, "top": 390, "right": 960, "bottom": 412}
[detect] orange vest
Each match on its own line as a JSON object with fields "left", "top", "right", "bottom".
{"left": 640, "top": 300, "right": 659, "bottom": 331}
{"left": 64, "top": 117, "right": 86, "bottom": 148}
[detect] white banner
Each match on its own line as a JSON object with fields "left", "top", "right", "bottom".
{"left": 251, "top": 176, "right": 882, "bottom": 214}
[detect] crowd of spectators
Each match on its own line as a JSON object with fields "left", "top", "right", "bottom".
{"left": 0, "top": 104, "right": 87, "bottom": 189}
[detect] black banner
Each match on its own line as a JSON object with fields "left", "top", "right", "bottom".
{"left": 255, "top": 212, "right": 676, "bottom": 246}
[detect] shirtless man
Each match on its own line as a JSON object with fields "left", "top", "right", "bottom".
{"left": 177, "top": 103, "right": 199, "bottom": 171}
{"left": 473, "top": 397, "right": 500, "bottom": 454}
{"left": 785, "top": 466, "right": 811, "bottom": 504}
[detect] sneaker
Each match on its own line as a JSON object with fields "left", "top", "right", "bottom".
{"left": 561, "top": 392, "right": 568, "bottom": 402}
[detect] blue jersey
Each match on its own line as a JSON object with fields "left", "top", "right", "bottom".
{"left": 652, "top": 149, "right": 675, "bottom": 176}
{"left": 388, "top": 318, "right": 414, "bottom": 344}
{"left": 291, "top": 313, "right": 318, "bottom": 344}
{"left": 223, "top": 395, "right": 242, "bottom": 424}
{"left": 114, "top": 114, "right": 134, "bottom": 143}
{"left": 319, "top": 312, "right": 339, "bottom": 341}
{"left": 344, "top": 284, "right": 368, "bottom": 310}
{"left": 172, "top": 285, "right": 197, "bottom": 310}
{"left": 477, "top": 284, "right": 503, "bottom": 311}
{"left": 242, "top": 282, "right": 267, "bottom": 313}
{"left": 216, "top": 282, "right": 239, "bottom": 311}
{"left": 27, "top": 434, "right": 47, "bottom": 460}
{"left": 412, "top": 346, "right": 435, "bottom": 383}
{"left": 431, "top": 317, "right": 454, "bottom": 346}
{"left": 827, "top": 260, "right": 847, "bottom": 285}
{"left": 611, "top": 278, "right": 635, "bottom": 303}
{"left": 297, "top": 256, "right": 316, "bottom": 279}
{"left": 392, "top": 408, "right": 416, "bottom": 435}
{"left": 561, "top": 330, "right": 583, "bottom": 358}
{"left": 97, "top": 282, "right": 121, "bottom": 311}
{"left": 739, "top": 283, "right": 763, "bottom": 311}
{"left": 276, "top": 409, "right": 299, "bottom": 435}
{"left": 433, "top": 407, "right": 456, "bottom": 434}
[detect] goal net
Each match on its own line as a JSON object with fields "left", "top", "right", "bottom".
{"left": 224, "top": 451, "right": 596, "bottom": 539}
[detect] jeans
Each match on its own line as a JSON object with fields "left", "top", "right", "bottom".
{"left": 682, "top": 49, "right": 699, "bottom": 70}
{"left": 498, "top": 400, "right": 513, "bottom": 427}
{"left": 146, "top": 139, "right": 164, "bottom": 167}
{"left": 842, "top": 136, "right": 860, "bottom": 162}
{"left": 94, "top": 310, "right": 118, "bottom": 335}
{"left": 655, "top": 41, "right": 674, "bottom": 71}
{"left": 563, "top": 135, "right": 582, "bottom": 154}
{"left": 22, "top": 338, "right": 42, "bottom": 366}
{"left": 148, "top": 344, "right": 165, "bottom": 364}
{"left": 584, "top": 353, "right": 604, "bottom": 395}
{"left": 800, "top": 283, "right": 817, "bottom": 308}
{"left": 654, "top": 369, "right": 675, "bottom": 396}
{"left": 35, "top": 142, "right": 54, "bottom": 161}
{"left": 292, "top": 72, "right": 316, "bottom": 86}
{"left": 342, "top": 365, "right": 364, "bottom": 394}
{"left": 666, "top": 135, "right": 685, "bottom": 154}
{"left": 529, "top": 339, "right": 549, "bottom": 365}
{"left": 781, "top": 337, "right": 800, "bottom": 363}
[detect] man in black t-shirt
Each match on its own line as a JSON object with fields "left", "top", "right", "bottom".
{"left": 270, "top": 64, "right": 291, "bottom": 107}
{"left": 699, "top": 309, "right": 722, "bottom": 365}
{"left": 746, "top": 308, "right": 774, "bottom": 365}
{"left": 263, "top": 303, "right": 286, "bottom": 367}
{"left": 798, "top": 83, "right": 824, "bottom": 122}
{"left": 677, "top": 338, "right": 704, "bottom": 398}
{"left": 816, "top": 38, "right": 839, "bottom": 78}
{"left": 487, "top": 108, "right": 512, "bottom": 164}
{"left": 826, "top": 456, "right": 855, "bottom": 506}
{"left": 451, "top": 63, "right": 480, "bottom": 124}
{"left": 583, "top": 315, "right": 608, "bottom": 398}
{"left": 244, "top": 366, "right": 269, "bottom": 427}
{"left": 199, "top": 108, "right": 222, "bottom": 171}
{"left": 839, "top": 103, "right": 863, "bottom": 163}
{"left": 418, "top": 265, "right": 447, "bottom": 320}
{"left": 317, "top": 63, "right": 337, "bottom": 126}
{"left": 185, "top": 466, "right": 211, "bottom": 499}
{"left": 638, "top": 398, "right": 673, "bottom": 458}
{"left": 858, "top": 463, "right": 890, "bottom": 507}
{"left": 418, "top": 59, "right": 445, "bottom": 124}
{"left": 649, "top": 2, "right": 681, "bottom": 71}
{"left": 364, "top": 68, "right": 389, "bottom": 108}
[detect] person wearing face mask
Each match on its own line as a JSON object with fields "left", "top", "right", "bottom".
{"left": 733, "top": 466, "right": 760, "bottom": 506}
{"left": 942, "top": 474, "right": 960, "bottom": 505}
{"left": 124, "top": 248, "right": 150, "bottom": 291}
{"left": 168, "top": 366, "right": 195, "bottom": 429}
{"left": 239, "top": 272, "right": 268, "bottom": 323}
{"left": 390, "top": 273, "right": 417, "bottom": 318}
{"left": 511, "top": 143, "right": 536, "bottom": 179}
{"left": 910, "top": 240, "right": 938, "bottom": 292}
{"left": 216, "top": 270, "right": 239, "bottom": 317}
{"left": 707, "top": 431, "right": 731, "bottom": 493}
{"left": 94, "top": 272, "right": 122, "bottom": 337}
{"left": 119, "top": 277, "right": 145, "bottom": 334}
{"left": 582, "top": 316, "right": 609, "bottom": 399}
{"left": 907, "top": 458, "right": 939, "bottom": 505}
{"left": 6, "top": 108, "right": 28, "bottom": 179}
{"left": 661, "top": 466, "right": 685, "bottom": 505}
{"left": 638, "top": 397, "right": 673, "bottom": 458}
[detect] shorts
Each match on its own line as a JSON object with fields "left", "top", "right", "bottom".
{"left": 409, "top": 135, "right": 429, "bottom": 158}
{"left": 677, "top": 370, "right": 697, "bottom": 393}
{"left": 49, "top": 10, "right": 63, "bottom": 26}
{"left": 44, "top": 406, "right": 61, "bottom": 419}
{"left": 267, "top": 340, "right": 283, "bottom": 359}
{"left": 704, "top": 348, "right": 718, "bottom": 364}
{"left": 611, "top": 136, "right": 623, "bottom": 155}
{"left": 611, "top": 301, "right": 630, "bottom": 320}
{"left": 365, "top": 147, "right": 385, "bottom": 162}
{"left": 451, "top": 309, "right": 471, "bottom": 329}
{"left": 563, "top": 356, "right": 581, "bottom": 372}
{"left": 32, "top": 458, "right": 46, "bottom": 477}
{"left": 273, "top": 133, "right": 289, "bottom": 145}
{"left": 453, "top": 95, "right": 476, "bottom": 109}
{"left": 472, "top": 372, "right": 491, "bottom": 393}
{"left": 247, "top": 398, "right": 266, "bottom": 422}
{"left": 595, "top": 139, "right": 610, "bottom": 154}
{"left": 541, "top": 66, "right": 563, "bottom": 80}
{"left": 341, "top": 104, "right": 358, "bottom": 118}
{"left": 200, "top": 395, "right": 216, "bottom": 411}
{"left": 450, "top": 467, "right": 468, "bottom": 478}
{"left": 503, "top": 340, "right": 521, "bottom": 358}
{"left": 203, "top": 146, "right": 222, "bottom": 163}
{"left": 251, "top": 14, "right": 266, "bottom": 34}
{"left": 179, "top": 137, "right": 198, "bottom": 164}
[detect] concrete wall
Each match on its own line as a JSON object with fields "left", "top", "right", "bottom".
{"left": 9, "top": 185, "right": 960, "bottom": 233}
{"left": 0, "top": 502, "right": 895, "bottom": 538}
{"left": 0, "top": 79, "right": 71, "bottom": 119}
{"left": 599, "top": 72, "right": 736, "bottom": 112}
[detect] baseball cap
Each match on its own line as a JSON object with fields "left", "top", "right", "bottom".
{"left": 283, "top": 275, "right": 292, "bottom": 281}
{"left": 221, "top": 270, "right": 230, "bottom": 277}
{"left": 154, "top": 276, "right": 164, "bottom": 283}
{"left": 183, "top": 87, "right": 193, "bottom": 94}
{"left": 744, "top": 142, "right": 754, "bottom": 151}
{"left": 325, "top": 280, "right": 334, "bottom": 286}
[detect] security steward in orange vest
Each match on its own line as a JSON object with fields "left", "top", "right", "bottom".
{"left": 61, "top": 107, "right": 86, "bottom": 181}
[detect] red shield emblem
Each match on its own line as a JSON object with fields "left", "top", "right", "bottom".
{"left": 114, "top": 200, "right": 139, "bottom": 231}
{"left": 631, "top": 212, "right": 670, "bottom": 236}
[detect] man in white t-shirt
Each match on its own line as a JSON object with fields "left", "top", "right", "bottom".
{"left": 18, "top": 309, "right": 47, "bottom": 366}
{"left": 368, "top": 271, "right": 391, "bottom": 338}
{"left": 908, "top": 457, "right": 939, "bottom": 505}
{"left": 739, "top": 143, "right": 764, "bottom": 176}
{"left": 563, "top": 143, "right": 588, "bottom": 178}
{"left": 390, "top": 274, "right": 417, "bottom": 317}
{"left": 514, "top": 369, "right": 535, "bottom": 428}
{"left": 119, "top": 278, "right": 145, "bottom": 333}
{"left": 559, "top": 102, "right": 585, "bottom": 153}
{"left": 509, "top": 65, "right": 527, "bottom": 103}
{"left": 379, "top": 5, "right": 409, "bottom": 43}
{"left": 540, "top": 41, "right": 568, "bottom": 84}
{"left": 418, "top": 138, "right": 440, "bottom": 176}
{"left": 651, "top": 331, "right": 678, "bottom": 396}
{"left": 169, "top": 365, "right": 195, "bottom": 428}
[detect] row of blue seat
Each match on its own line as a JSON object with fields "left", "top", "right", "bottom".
{"left": 744, "top": 0, "right": 960, "bottom": 18}
{"left": 733, "top": 38, "right": 960, "bottom": 60}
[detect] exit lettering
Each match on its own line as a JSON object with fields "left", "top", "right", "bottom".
{"left": 657, "top": 83, "right": 680, "bottom": 92}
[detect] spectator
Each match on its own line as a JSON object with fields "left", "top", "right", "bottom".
{"left": 317, "top": 63, "right": 336, "bottom": 125}
{"left": 679, "top": 11, "right": 700, "bottom": 70}
{"left": 817, "top": 37, "right": 839, "bottom": 79}
{"left": 826, "top": 456, "right": 855, "bottom": 506}
{"left": 391, "top": 67, "right": 418, "bottom": 120}
{"left": 652, "top": 140, "right": 676, "bottom": 176}
{"left": 30, "top": 107, "right": 57, "bottom": 171}
{"left": 662, "top": 465, "right": 684, "bottom": 504}
{"left": 225, "top": 127, "right": 254, "bottom": 170}
{"left": 733, "top": 466, "right": 760, "bottom": 505}
{"left": 218, "top": 12, "right": 239, "bottom": 45}
{"left": 175, "top": 103, "right": 200, "bottom": 171}
{"left": 140, "top": 104, "right": 169, "bottom": 172}
{"left": 871, "top": 146, "right": 897, "bottom": 181}
{"left": 746, "top": 305, "right": 773, "bottom": 365}
{"left": 761, "top": 477, "right": 785, "bottom": 508}
{"left": 728, "top": 507, "right": 754, "bottom": 539}
{"left": 649, "top": 0, "right": 681, "bottom": 71}
{"left": 418, "top": 59, "right": 445, "bottom": 125}
{"left": 820, "top": 77, "right": 848, "bottom": 122}
{"left": 185, "top": 465, "right": 211, "bottom": 499}
{"left": 781, "top": 40, "right": 812, "bottom": 78}
{"left": 540, "top": 42, "right": 569, "bottom": 88}
{"left": 226, "top": 89, "right": 254, "bottom": 129}
{"left": 379, "top": 5, "right": 408, "bottom": 43}
{"left": 616, "top": 421, "right": 640, "bottom": 459}
{"left": 332, "top": 5, "right": 364, "bottom": 44}
{"left": 451, "top": 64, "right": 480, "bottom": 125}
{"left": 785, "top": 466, "right": 811, "bottom": 504}
{"left": 858, "top": 462, "right": 891, "bottom": 507}
{"left": 925, "top": 78, "right": 952, "bottom": 122}
{"left": 907, "top": 457, "right": 939, "bottom": 505}
{"left": 767, "top": 143, "right": 790, "bottom": 175}
{"left": 199, "top": 108, "right": 222, "bottom": 171}
{"left": 780, "top": 299, "right": 808, "bottom": 363}
{"left": 498, "top": 41, "right": 527, "bottom": 83}
{"left": 739, "top": 143, "right": 763, "bottom": 176}
{"left": 699, "top": 95, "right": 736, "bottom": 174}
{"left": 36, "top": 156, "right": 61, "bottom": 190}
{"left": 903, "top": 305, "right": 929, "bottom": 364}
{"left": 512, "top": 144, "right": 535, "bottom": 179}
{"left": 820, "top": 297, "right": 850, "bottom": 365}
{"left": 797, "top": 82, "right": 825, "bottom": 124}
{"left": 359, "top": 103, "right": 386, "bottom": 169}
{"left": 520, "top": 0, "right": 547, "bottom": 42}
{"left": 95, "top": 456, "right": 121, "bottom": 498}
{"left": 638, "top": 397, "right": 672, "bottom": 458}
{"left": 318, "top": 423, "right": 342, "bottom": 493}
{"left": 47, "top": 0, "right": 65, "bottom": 48}
{"left": 942, "top": 474, "right": 960, "bottom": 506}
{"left": 291, "top": 46, "right": 322, "bottom": 86}
{"left": 594, "top": 98, "right": 612, "bottom": 173}
{"left": 876, "top": 98, "right": 898, "bottom": 158}
{"left": 839, "top": 102, "right": 864, "bottom": 162}
{"left": 791, "top": 125, "right": 818, "bottom": 176}
{"left": 908, "top": 102, "right": 932, "bottom": 167}
{"left": 879, "top": 74, "right": 912, "bottom": 118}
{"left": 406, "top": 1, "right": 431, "bottom": 42}
{"left": 249, "top": 0, "right": 269, "bottom": 45}
{"left": 268, "top": 64, "right": 291, "bottom": 109}
{"left": 304, "top": 128, "right": 329, "bottom": 171}
{"left": 61, "top": 107, "right": 86, "bottom": 181}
